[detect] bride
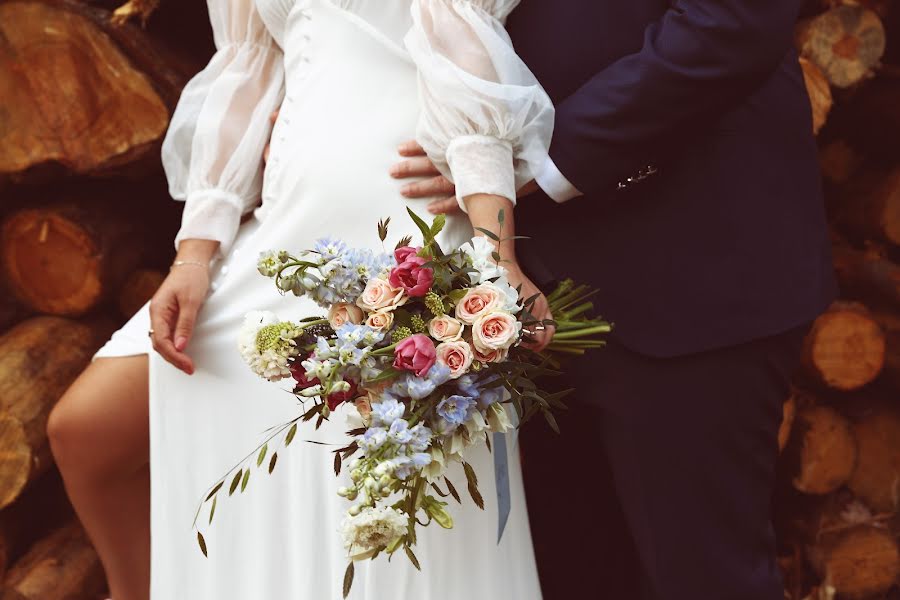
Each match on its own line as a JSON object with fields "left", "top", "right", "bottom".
{"left": 46, "top": 1, "right": 554, "bottom": 598}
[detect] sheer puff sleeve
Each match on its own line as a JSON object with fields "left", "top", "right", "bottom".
{"left": 405, "top": 0, "right": 554, "bottom": 211}
{"left": 162, "top": 0, "right": 285, "bottom": 259}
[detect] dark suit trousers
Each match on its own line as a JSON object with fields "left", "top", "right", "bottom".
{"left": 522, "top": 324, "right": 809, "bottom": 600}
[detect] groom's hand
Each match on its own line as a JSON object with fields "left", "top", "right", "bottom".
{"left": 391, "top": 140, "right": 541, "bottom": 215}
{"left": 390, "top": 141, "right": 458, "bottom": 215}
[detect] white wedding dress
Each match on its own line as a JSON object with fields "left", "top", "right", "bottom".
{"left": 93, "top": 1, "right": 553, "bottom": 598}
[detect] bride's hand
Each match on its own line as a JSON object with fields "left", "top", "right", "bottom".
{"left": 149, "top": 241, "right": 217, "bottom": 375}
{"left": 504, "top": 262, "right": 555, "bottom": 352}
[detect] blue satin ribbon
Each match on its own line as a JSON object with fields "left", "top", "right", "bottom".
{"left": 493, "top": 431, "right": 511, "bottom": 544}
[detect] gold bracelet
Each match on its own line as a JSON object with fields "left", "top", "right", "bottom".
{"left": 170, "top": 260, "right": 210, "bottom": 271}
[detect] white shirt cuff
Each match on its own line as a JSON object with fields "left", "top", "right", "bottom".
{"left": 534, "top": 156, "right": 582, "bottom": 203}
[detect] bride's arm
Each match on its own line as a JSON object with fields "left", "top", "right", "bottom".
{"left": 405, "top": 0, "right": 555, "bottom": 349}
{"left": 405, "top": 0, "right": 552, "bottom": 212}
{"left": 151, "top": 0, "right": 285, "bottom": 373}
{"left": 163, "top": 0, "right": 285, "bottom": 261}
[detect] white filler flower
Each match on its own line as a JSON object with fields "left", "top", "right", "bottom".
{"left": 341, "top": 506, "right": 408, "bottom": 560}
{"left": 460, "top": 236, "right": 506, "bottom": 283}
{"left": 238, "top": 311, "right": 301, "bottom": 381}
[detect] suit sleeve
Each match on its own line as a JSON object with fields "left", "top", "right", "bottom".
{"left": 550, "top": 0, "right": 802, "bottom": 196}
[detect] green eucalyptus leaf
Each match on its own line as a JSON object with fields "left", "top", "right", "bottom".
{"left": 209, "top": 495, "right": 217, "bottom": 525}
{"left": 241, "top": 469, "right": 251, "bottom": 493}
{"left": 473, "top": 227, "right": 500, "bottom": 242}
{"left": 406, "top": 207, "right": 433, "bottom": 245}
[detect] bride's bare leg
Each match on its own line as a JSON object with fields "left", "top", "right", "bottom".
{"left": 48, "top": 355, "right": 150, "bottom": 600}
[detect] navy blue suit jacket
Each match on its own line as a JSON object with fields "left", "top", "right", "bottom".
{"left": 506, "top": 0, "right": 836, "bottom": 357}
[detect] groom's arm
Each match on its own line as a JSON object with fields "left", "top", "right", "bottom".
{"left": 550, "top": 0, "right": 802, "bottom": 198}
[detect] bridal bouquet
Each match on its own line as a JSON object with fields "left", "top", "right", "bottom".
{"left": 194, "top": 209, "right": 609, "bottom": 595}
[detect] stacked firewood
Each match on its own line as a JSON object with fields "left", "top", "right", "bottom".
{"left": 777, "top": 2, "right": 900, "bottom": 599}
{"left": 0, "top": 0, "right": 209, "bottom": 596}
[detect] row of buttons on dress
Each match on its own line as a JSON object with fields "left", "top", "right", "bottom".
{"left": 210, "top": 8, "right": 315, "bottom": 294}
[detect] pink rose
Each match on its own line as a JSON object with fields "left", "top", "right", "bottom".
{"left": 393, "top": 334, "right": 437, "bottom": 377}
{"left": 472, "top": 311, "right": 521, "bottom": 352}
{"left": 473, "top": 345, "right": 508, "bottom": 364}
{"left": 455, "top": 283, "right": 504, "bottom": 325}
{"left": 328, "top": 303, "right": 364, "bottom": 329}
{"left": 394, "top": 246, "right": 421, "bottom": 264}
{"left": 356, "top": 278, "right": 407, "bottom": 312}
{"left": 389, "top": 255, "right": 434, "bottom": 298}
{"left": 436, "top": 340, "right": 474, "bottom": 379}
{"left": 365, "top": 310, "right": 394, "bottom": 332}
{"left": 428, "top": 315, "right": 464, "bottom": 342}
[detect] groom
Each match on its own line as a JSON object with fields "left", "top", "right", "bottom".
{"left": 393, "top": 1, "right": 835, "bottom": 598}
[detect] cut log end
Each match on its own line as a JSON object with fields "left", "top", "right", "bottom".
{"left": 0, "top": 1, "right": 170, "bottom": 179}
{"left": 0, "top": 523, "right": 105, "bottom": 600}
{"left": 790, "top": 405, "right": 858, "bottom": 495}
{"left": 0, "top": 414, "right": 32, "bottom": 513}
{"left": 803, "top": 302, "right": 886, "bottom": 391}
{"left": 1, "top": 202, "right": 144, "bottom": 317}
{"left": 810, "top": 526, "right": 900, "bottom": 600}
{"left": 849, "top": 408, "right": 900, "bottom": 513}
{"left": 798, "top": 5, "right": 886, "bottom": 89}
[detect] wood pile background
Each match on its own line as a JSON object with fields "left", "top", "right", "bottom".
{"left": 0, "top": 0, "right": 898, "bottom": 598}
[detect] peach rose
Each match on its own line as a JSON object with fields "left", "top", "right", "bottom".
{"left": 455, "top": 283, "right": 504, "bottom": 324}
{"left": 428, "top": 315, "right": 464, "bottom": 342}
{"left": 328, "top": 303, "right": 364, "bottom": 329}
{"left": 356, "top": 278, "right": 407, "bottom": 312}
{"left": 354, "top": 397, "right": 372, "bottom": 425}
{"left": 472, "top": 311, "right": 521, "bottom": 352}
{"left": 473, "top": 345, "right": 509, "bottom": 364}
{"left": 365, "top": 310, "right": 394, "bottom": 332}
{"left": 435, "top": 340, "right": 475, "bottom": 379}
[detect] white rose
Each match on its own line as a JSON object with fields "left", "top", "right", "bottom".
{"left": 460, "top": 236, "right": 506, "bottom": 283}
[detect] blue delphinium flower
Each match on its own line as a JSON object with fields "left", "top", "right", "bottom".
{"left": 388, "top": 419, "right": 413, "bottom": 445}
{"left": 478, "top": 386, "right": 504, "bottom": 409}
{"left": 314, "top": 238, "right": 348, "bottom": 260}
{"left": 371, "top": 397, "right": 405, "bottom": 427}
{"left": 391, "top": 363, "right": 452, "bottom": 401}
{"left": 359, "top": 427, "right": 388, "bottom": 453}
{"left": 389, "top": 452, "right": 433, "bottom": 480}
{"left": 408, "top": 424, "right": 432, "bottom": 453}
{"left": 437, "top": 395, "right": 476, "bottom": 426}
